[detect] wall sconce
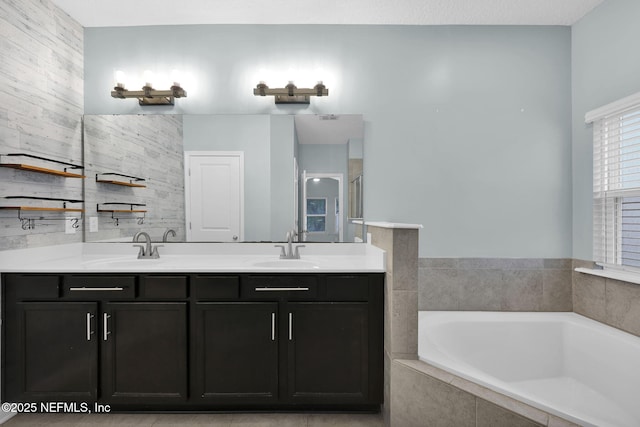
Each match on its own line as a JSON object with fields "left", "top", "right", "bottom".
{"left": 253, "top": 81, "right": 328, "bottom": 104}
{"left": 111, "top": 82, "right": 187, "bottom": 105}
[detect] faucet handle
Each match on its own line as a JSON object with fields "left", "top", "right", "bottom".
{"left": 151, "top": 244, "right": 164, "bottom": 258}
{"left": 274, "top": 244, "right": 287, "bottom": 259}
{"left": 133, "top": 244, "right": 146, "bottom": 258}
{"left": 293, "top": 245, "right": 305, "bottom": 259}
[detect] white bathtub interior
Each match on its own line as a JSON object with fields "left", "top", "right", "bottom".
{"left": 418, "top": 311, "right": 640, "bottom": 427}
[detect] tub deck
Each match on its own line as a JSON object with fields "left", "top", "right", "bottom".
{"left": 418, "top": 311, "right": 640, "bottom": 427}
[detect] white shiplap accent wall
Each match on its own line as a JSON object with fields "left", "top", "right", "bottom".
{"left": 83, "top": 115, "right": 185, "bottom": 242}
{"left": 0, "top": 0, "right": 84, "bottom": 251}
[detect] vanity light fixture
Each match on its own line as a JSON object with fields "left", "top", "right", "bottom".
{"left": 111, "top": 82, "right": 187, "bottom": 106}
{"left": 253, "top": 81, "right": 328, "bottom": 104}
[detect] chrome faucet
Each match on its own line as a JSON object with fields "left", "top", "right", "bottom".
{"left": 133, "top": 231, "right": 163, "bottom": 259}
{"left": 163, "top": 228, "right": 176, "bottom": 242}
{"left": 275, "top": 230, "right": 305, "bottom": 259}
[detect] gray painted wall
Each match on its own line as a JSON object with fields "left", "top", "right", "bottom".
{"left": 183, "top": 114, "right": 299, "bottom": 242}
{"left": 270, "top": 115, "right": 296, "bottom": 241}
{"left": 183, "top": 115, "right": 271, "bottom": 241}
{"left": 7, "top": 0, "right": 640, "bottom": 259}
{"left": 571, "top": 0, "right": 640, "bottom": 261}
{"left": 0, "top": 0, "right": 83, "bottom": 251}
{"left": 84, "top": 25, "right": 572, "bottom": 258}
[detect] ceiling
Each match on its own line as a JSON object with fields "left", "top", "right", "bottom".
{"left": 295, "top": 115, "right": 363, "bottom": 146}
{"left": 51, "top": 0, "right": 604, "bottom": 27}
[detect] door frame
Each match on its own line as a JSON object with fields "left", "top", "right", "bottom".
{"left": 184, "top": 151, "right": 245, "bottom": 242}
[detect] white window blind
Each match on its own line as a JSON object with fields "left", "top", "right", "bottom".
{"left": 592, "top": 102, "right": 640, "bottom": 267}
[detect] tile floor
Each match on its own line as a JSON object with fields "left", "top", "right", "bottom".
{"left": 3, "top": 412, "right": 383, "bottom": 427}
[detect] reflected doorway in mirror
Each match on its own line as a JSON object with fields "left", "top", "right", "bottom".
{"left": 301, "top": 172, "right": 343, "bottom": 243}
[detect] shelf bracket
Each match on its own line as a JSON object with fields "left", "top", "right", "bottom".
{"left": 105, "top": 210, "right": 146, "bottom": 227}
{"left": 20, "top": 217, "right": 35, "bottom": 230}
{"left": 13, "top": 210, "right": 82, "bottom": 230}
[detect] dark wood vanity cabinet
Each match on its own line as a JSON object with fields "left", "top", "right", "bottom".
{"left": 286, "top": 302, "right": 370, "bottom": 403}
{"left": 2, "top": 272, "right": 383, "bottom": 411}
{"left": 194, "top": 302, "right": 279, "bottom": 403}
{"left": 3, "top": 275, "right": 188, "bottom": 405}
{"left": 9, "top": 301, "right": 98, "bottom": 401}
{"left": 101, "top": 302, "right": 188, "bottom": 402}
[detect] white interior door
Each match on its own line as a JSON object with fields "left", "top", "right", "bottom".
{"left": 185, "top": 151, "right": 244, "bottom": 242}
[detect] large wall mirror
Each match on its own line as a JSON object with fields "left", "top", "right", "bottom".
{"left": 83, "top": 114, "right": 364, "bottom": 243}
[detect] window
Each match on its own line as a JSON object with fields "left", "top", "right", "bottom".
{"left": 589, "top": 93, "right": 640, "bottom": 268}
{"left": 306, "top": 198, "right": 326, "bottom": 232}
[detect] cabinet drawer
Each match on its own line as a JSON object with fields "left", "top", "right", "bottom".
{"left": 244, "top": 275, "right": 318, "bottom": 299}
{"left": 325, "top": 275, "right": 369, "bottom": 301}
{"left": 63, "top": 276, "right": 136, "bottom": 299}
{"left": 140, "top": 275, "right": 188, "bottom": 299}
{"left": 194, "top": 275, "right": 239, "bottom": 299}
{"left": 5, "top": 274, "right": 60, "bottom": 300}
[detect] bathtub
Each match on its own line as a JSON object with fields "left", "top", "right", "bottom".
{"left": 418, "top": 311, "right": 640, "bottom": 427}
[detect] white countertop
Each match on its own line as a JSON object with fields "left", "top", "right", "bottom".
{"left": 363, "top": 221, "right": 424, "bottom": 229}
{"left": 0, "top": 242, "right": 386, "bottom": 273}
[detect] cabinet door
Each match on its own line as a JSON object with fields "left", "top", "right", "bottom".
{"left": 101, "top": 302, "right": 187, "bottom": 402}
{"left": 286, "top": 302, "right": 369, "bottom": 404}
{"left": 5, "top": 302, "right": 98, "bottom": 402}
{"left": 194, "top": 302, "right": 279, "bottom": 403}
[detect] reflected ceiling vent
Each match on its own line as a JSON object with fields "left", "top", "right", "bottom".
{"left": 253, "top": 81, "right": 328, "bottom": 104}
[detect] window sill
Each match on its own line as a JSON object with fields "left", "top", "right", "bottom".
{"left": 575, "top": 267, "right": 640, "bottom": 285}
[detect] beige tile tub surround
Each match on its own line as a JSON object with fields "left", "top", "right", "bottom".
{"left": 419, "top": 258, "right": 573, "bottom": 312}
{"left": 367, "top": 223, "right": 421, "bottom": 427}
{"left": 391, "top": 360, "right": 580, "bottom": 427}
{"left": 573, "top": 260, "right": 640, "bottom": 337}
{"left": 368, "top": 225, "right": 419, "bottom": 360}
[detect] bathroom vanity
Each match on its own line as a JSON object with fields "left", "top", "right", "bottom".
{"left": 0, "top": 243, "right": 385, "bottom": 412}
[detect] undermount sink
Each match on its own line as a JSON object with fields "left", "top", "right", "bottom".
{"left": 101, "top": 259, "right": 166, "bottom": 268}
{"left": 252, "top": 259, "right": 320, "bottom": 269}
{"left": 81, "top": 257, "right": 165, "bottom": 268}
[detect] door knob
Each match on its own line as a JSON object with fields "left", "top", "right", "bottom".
{"left": 233, "top": 235, "right": 238, "bottom": 241}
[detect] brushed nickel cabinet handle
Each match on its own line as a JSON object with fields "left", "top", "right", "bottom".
{"left": 86, "top": 313, "right": 94, "bottom": 341}
{"left": 288, "top": 312, "right": 293, "bottom": 341}
{"left": 271, "top": 312, "right": 276, "bottom": 341}
{"left": 255, "top": 287, "right": 309, "bottom": 292}
{"left": 103, "top": 313, "right": 111, "bottom": 341}
{"left": 70, "top": 287, "right": 125, "bottom": 291}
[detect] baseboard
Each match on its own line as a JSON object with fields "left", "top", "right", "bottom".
{"left": 0, "top": 412, "right": 16, "bottom": 424}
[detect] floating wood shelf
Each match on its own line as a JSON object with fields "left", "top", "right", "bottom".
{"left": 0, "top": 197, "right": 84, "bottom": 230}
{"left": 0, "top": 164, "right": 85, "bottom": 178}
{"left": 0, "top": 206, "right": 84, "bottom": 213}
{"left": 0, "top": 153, "right": 85, "bottom": 178}
{"left": 97, "top": 202, "right": 147, "bottom": 226}
{"left": 3, "top": 196, "right": 84, "bottom": 208}
{"left": 97, "top": 209, "right": 147, "bottom": 213}
{"left": 97, "top": 202, "right": 146, "bottom": 211}
{"left": 96, "top": 173, "right": 146, "bottom": 188}
{"left": 96, "top": 180, "right": 146, "bottom": 188}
